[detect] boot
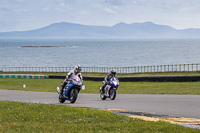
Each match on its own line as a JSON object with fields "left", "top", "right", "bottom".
{"left": 60, "top": 81, "right": 67, "bottom": 95}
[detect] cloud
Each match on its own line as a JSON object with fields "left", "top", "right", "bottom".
{"left": 103, "top": 8, "right": 116, "bottom": 14}
{"left": 55, "top": 2, "right": 69, "bottom": 12}
{"left": 79, "top": 11, "right": 89, "bottom": 15}
{"left": 105, "top": 0, "right": 123, "bottom": 6}
{"left": 14, "top": 9, "right": 28, "bottom": 13}
{"left": 105, "top": 0, "right": 135, "bottom": 6}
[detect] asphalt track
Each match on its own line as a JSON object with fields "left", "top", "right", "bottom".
{"left": 1, "top": 90, "right": 200, "bottom": 119}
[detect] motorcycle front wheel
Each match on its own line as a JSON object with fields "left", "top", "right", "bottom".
{"left": 110, "top": 89, "right": 116, "bottom": 100}
{"left": 59, "top": 94, "right": 65, "bottom": 103}
{"left": 100, "top": 92, "right": 106, "bottom": 100}
{"left": 70, "top": 89, "right": 78, "bottom": 103}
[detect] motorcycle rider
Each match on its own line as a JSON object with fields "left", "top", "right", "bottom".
{"left": 101, "top": 69, "right": 117, "bottom": 92}
{"left": 60, "top": 64, "right": 83, "bottom": 95}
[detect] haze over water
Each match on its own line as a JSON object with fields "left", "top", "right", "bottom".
{"left": 0, "top": 38, "right": 200, "bottom": 67}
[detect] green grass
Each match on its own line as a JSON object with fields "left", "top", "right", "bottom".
{"left": 1, "top": 71, "right": 200, "bottom": 77}
{"left": 1, "top": 78, "right": 200, "bottom": 94}
{"left": 0, "top": 101, "right": 199, "bottom": 133}
{"left": 118, "top": 82, "right": 200, "bottom": 94}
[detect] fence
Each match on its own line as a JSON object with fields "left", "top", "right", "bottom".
{"left": 0, "top": 64, "right": 200, "bottom": 73}
{"left": 0, "top": 74, "right": 47, "bottom": 79}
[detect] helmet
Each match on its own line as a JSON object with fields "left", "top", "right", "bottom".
{"left": 74, "top": 64, "right": 82, "bottom": 73}
{"left": 110, "top": 69, "right": 116, "bottom": 75}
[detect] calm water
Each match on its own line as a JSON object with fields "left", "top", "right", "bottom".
{"left": 0, "top": 38, "right": 200, "bottom": 67}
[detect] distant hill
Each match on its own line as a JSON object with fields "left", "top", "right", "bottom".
{"left": 0, "top": 22, "right": 200, "bottom": 38}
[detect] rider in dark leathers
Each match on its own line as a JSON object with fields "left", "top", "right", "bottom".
{"left": 60, "top": 64, "right": 83, "bottom": 95}
{"left": 101, "top": 69, "right": 117, "bottom": 92}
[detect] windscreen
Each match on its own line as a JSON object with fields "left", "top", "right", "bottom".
{"left": 73, "top": 75, "right": 80, "bottom": 82}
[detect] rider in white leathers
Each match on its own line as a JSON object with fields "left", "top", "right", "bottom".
{"left": 60, "top": 65, "right": 83, "bottom": 95}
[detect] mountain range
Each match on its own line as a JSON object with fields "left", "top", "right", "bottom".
{"left": 0, "top": 21, "right": 200, "bottom": 38}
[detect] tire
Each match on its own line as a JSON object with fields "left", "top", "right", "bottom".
{"left": 110, "top": 89, "right": 116, "bottom": 100}
{"left": 70, "top": 89, "right": 78, "bottom": 103}
{"left": 100, "top": 92, "right": 106, "bottom": 100}
{"left": 59, "top": 94, "right": 65, "bottom": 103}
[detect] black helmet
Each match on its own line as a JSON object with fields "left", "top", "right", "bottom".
{"left": 74, "top": 64, "right": 82, "bottom": 73}
{"left": 110, "top": 69, "right": 116, "bottom": 75}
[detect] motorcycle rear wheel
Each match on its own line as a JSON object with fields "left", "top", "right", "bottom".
{"left": 70, "top": 89, "right": 78, "bottom": 103}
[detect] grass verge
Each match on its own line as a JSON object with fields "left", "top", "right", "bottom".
{"left": 1, "top": 78, "right": 200, "bottom": 94}
{"left": 0, "top": 101, "right": 199, "bottom": 133}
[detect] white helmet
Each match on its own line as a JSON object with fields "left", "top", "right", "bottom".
{"left": 74, "top": 64, "right": 82, "bottom": 73}
{"left": 110, "top": 69, "right": 116, "bottom": 75}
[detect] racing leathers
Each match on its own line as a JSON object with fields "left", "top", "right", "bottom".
{"left": 60, "top": 70, "right": 83, "bottom": 95}
{"left": 101, "top": 73, "right": 117, "bottom": 92}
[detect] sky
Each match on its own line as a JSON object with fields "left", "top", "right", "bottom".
{"left": 0, "top": 0, "right": 200, "bottom": 32}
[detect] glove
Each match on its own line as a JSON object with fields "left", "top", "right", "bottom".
{"left": 61, "top": 82, "right": 65, "bottom": 86}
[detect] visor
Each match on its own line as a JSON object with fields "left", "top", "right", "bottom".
{"left": 77, "top": 69, "right": 81, "bottom": 72}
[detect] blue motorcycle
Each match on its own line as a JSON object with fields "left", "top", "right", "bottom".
{"left": 57, "top": 75, "right": 83, "bottom": 103}
{"left": 99, "top": 77, "right": 119, "bottom": 100}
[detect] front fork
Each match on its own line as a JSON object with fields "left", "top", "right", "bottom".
{"left": 105, "top": 86, "right": 111, "bottom": 96}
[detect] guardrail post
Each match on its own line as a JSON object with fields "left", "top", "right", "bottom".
{"left": 192, "top": 64, "right": 194, "bottom": 71}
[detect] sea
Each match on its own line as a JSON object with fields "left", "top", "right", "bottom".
{"left": 0, "top": 38, "right": 200, "bottom": 67}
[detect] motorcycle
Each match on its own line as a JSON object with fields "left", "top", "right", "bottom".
{"left": 57, "top": 75, "right": 83, "bottom": 103}
{"left": 99, "top": 77, "right": 119, "bottom": 100}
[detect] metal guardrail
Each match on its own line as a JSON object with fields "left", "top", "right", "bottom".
{"left": 0, "top": 64, "right": 200, "bottom": 73}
